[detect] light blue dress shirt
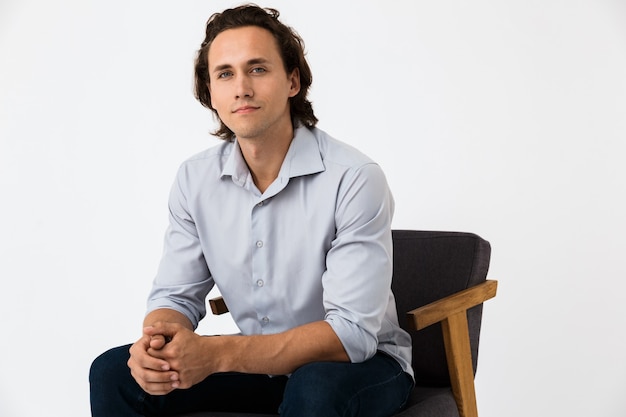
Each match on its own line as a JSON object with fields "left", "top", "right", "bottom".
{"left": 147, "top": 126, "right": 413, "bottom": 379}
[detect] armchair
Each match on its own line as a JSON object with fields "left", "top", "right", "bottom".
{"left": 182, "top": 230, "right": 497, "bottom": 417}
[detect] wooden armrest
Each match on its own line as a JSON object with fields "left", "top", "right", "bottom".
{"left": 407, "top": 279, "right": 498, "bottom": 331}
{"left": 406, "top": 279, "right": 497, "bottom": 417}
{"left": 209, "top": 296, "right": 229, "bottom": 315}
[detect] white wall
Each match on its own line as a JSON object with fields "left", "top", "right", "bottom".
{"left": 1, "top": 1, "right": 625, "bottom": 416}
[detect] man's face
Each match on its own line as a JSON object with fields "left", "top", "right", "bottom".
{"left": 207, "top": 26, "right": 300, "bottom": 141}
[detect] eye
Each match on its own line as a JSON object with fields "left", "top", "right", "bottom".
{"left": 217, "top": 71, "right": 233, "bottom": 79}
{"left": 251, "top": 67, "right": 266, "bottom": 74}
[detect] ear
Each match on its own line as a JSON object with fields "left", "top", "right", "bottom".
{"left": 288, "top": 68, "right": 301, "bottom": 98}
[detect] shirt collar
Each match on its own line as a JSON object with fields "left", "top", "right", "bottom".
{"left": 280, "top": 126, "right": 326, "bottom": 178}
{"left": 221, "top": 139, "right": 250, "bottom": 188}
{"left": 221, "top": 126, "right": 325, "bottom": 189}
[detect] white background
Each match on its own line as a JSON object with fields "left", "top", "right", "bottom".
{"left": 1, "top": 1, "right": 625, "bottom": 416}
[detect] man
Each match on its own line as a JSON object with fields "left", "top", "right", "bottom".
{"left": 90, "top": 5, "right": 413, "bottom": 416}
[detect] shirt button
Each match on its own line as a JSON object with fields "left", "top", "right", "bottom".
{"left": 257, "top": 201, "right": 264, "bottom": 207}
{"left": 261, "top": 316, "right": 270, "bottom": 324}
{"left": 256, "top": 279, "right": 264, "bottom": 287}
{"left": 256, "top": 240, "right": 264, "bottom": 248}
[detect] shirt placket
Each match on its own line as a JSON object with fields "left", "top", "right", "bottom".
{"left": 250, "top": 198, "right": 272, "bottom": 333}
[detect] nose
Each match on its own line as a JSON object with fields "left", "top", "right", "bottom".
{"left": 235, "top": 75, "right": 253, "bottom": 99}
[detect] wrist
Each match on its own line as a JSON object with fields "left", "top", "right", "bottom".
{"left": 201, "top": 335, "right": 236, "bottom": 374}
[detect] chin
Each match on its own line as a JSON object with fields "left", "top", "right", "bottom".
{"left": 231, "top": 125, "right": 267, "bottom": 141}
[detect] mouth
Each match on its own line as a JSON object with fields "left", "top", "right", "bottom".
{"left": 233, "top": 105, "right": 260, "bottom": 114}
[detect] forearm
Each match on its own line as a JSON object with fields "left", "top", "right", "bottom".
{"left": 213, "top": 320, "right": 349, "bottom": 375}
{"left": 142, "top": 318, "right": 350, "bottom": 390}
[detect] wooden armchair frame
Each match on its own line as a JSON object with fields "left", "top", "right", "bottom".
{"left": 407, "top": 279, "right": 497, "bottom": 417}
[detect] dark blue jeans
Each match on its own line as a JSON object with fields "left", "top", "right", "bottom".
{"left": 90, "top": 344, "right": 413, "bottom": 417}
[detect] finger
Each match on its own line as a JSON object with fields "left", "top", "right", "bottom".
{"left": 129, "top": 366, "right": 180, "bottom": 395}
{"left": 142, "top": 384, "right": 175, "bottom": 396}
{"left": 128, "top": 351, "right": 180, "bottom": 385}
{"left": 129, "top": 340, "right": 171, "bottom": 371}
{"left": 149, "top": 334, "right": 168, "bottom": 350}
{"left": 130, "top": 364, "right": 179, "bottom": 385}
{"left": 146, "top": 343, "right": 181, "bottom": 363}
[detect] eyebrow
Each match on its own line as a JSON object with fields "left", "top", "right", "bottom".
{"left": 211, "top": 58, "right": 271, "bottom": 74}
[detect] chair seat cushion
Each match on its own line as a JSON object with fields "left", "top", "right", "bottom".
{"left": 174, "top": 386, "right": 457, "bottom": 417}
{"left": 394, "top": 386, "right": 459, "bottom": 417}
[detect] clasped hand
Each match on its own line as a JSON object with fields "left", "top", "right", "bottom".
{"left": 127, "top": 321, "right": 219, "bottom": 395}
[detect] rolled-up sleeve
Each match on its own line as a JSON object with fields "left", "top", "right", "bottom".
{"left": 146, "top": 165, "right": 214, "bottom": 329}
{"left": 323, "top": 162, "right": 394, "bottom": 363}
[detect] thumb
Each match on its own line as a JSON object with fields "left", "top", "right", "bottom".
{"left": 149, "top": 334, "right": 170, "bottom": 350}
{"left": 144, "top": 321, "right": 179, "bottom": 338}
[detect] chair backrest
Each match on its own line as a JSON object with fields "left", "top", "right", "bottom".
{"left": 391, "top": 230, "right": 491, "bottom": 387}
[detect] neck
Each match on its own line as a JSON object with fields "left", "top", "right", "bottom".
{"left": 238, "top": 126, "right": 295, "bottom": 194}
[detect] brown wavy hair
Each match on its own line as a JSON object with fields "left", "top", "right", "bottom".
{"left": 194, "top": 4, "right": 318, "bottom": 140}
